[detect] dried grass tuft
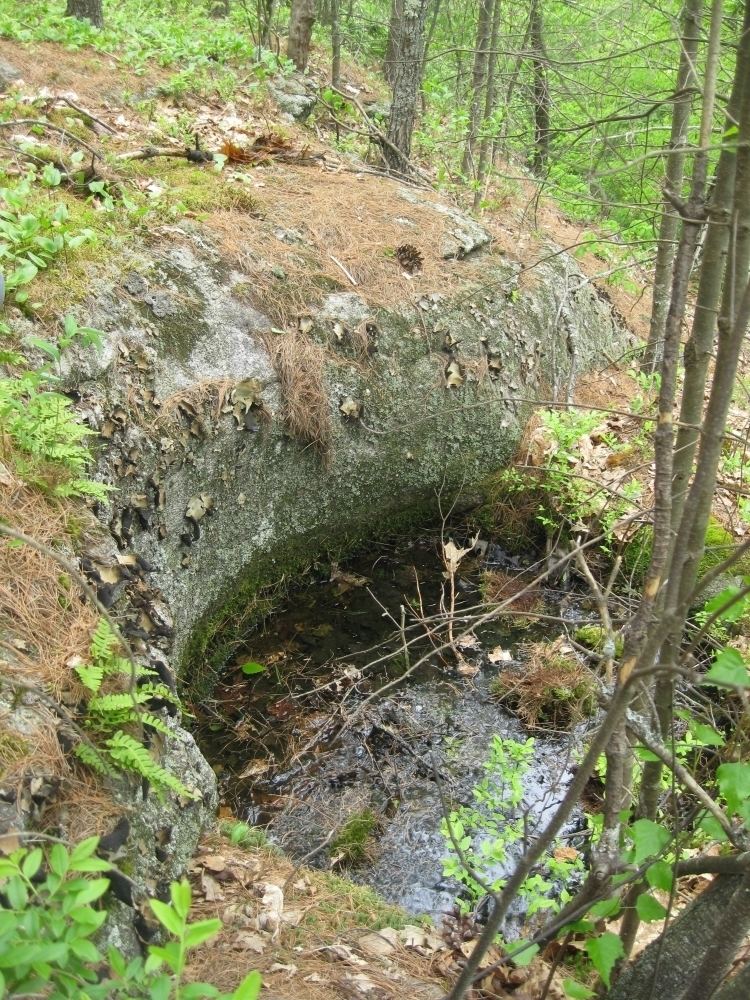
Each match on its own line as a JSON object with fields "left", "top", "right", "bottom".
{"left": 491, "top": 636, "right": 597, "bottom": 730}
{"left": 266, "top": 331, "right": 333, "bottom": 458}
{"left": 481, "top": 569, "right": 543, "bottom": 622}
{"left": 0, "top": 465, "right": 97, "bottom": 701}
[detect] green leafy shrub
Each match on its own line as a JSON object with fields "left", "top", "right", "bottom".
{"left": 621, "top": 516, "right": 750, "bottom": 588}
{"left": 441, "top": 736, "right": 584, "bottom": 917}
{"left": 0, "top": 839, "right": 261, "bottom": 999}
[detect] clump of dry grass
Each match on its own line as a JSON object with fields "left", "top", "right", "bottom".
{"left": 481, "top": 569, "right": 544, "bottom": 626}
{"left": 0, "top": 466, "right": 97, "bottom": 700}
{"left": 0, "top": 456, "right": 121, "bottom": 835}
{"left": 153, "top": 377, "right": 235, "bottom": 429}
{"left": 491, "top": 636, "right": 597, "bottom": 730}
{"left": 266, "top": 331, "right": 333, "bottom": 458}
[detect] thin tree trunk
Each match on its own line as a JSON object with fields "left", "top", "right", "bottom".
{"left": 287, "top": 0, "right": 317, "bottom": 71}
{"left": 65, "top": 0, "right": 103, "bottom": 28}
{"left": 530, "top": 0, "right": 549, "bottom": 172}
{"left": 384, "top": 0, "right": 403, "bottom": 85}
{"left": 473, "top": 0, "right": 502, "bottom": 210}
{"left": 257, "top": 0, "right": 275, "bottom": 49}
{"left": 384, "top": 0, "right": 429, "bottom": 170}
{"left": 331, "top": 0, "right": 341, "bottom": 87}
{"left": 462, "top": 0, "right": 492, "bottom": 177}
{"left": 641, "top": 0, "right": 702, "bottom": 373}
{"left": 712, "top": 961, "right": 750, "bottom": 1000}
{"left": 671, "top": 0, "right": 746, "bottom": 527}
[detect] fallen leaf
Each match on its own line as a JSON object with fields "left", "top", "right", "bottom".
{"left": 200, "top": 871, "right": 224, "bottom": 902}
{"left": 269, "top": 963, "right": 297, "bottom": 976}
{"left": 198, "top": 854, "right": 227, "bottom": 873}
{"left": 234, "top": 932, "right": 266, "bottom": 954}
{"left": 488, "top": 646, "right": 513, "bottom": 663}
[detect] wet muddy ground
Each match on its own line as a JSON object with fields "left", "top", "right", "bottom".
{"left": 196, "top": 532, "right": 593, "bottom": 934}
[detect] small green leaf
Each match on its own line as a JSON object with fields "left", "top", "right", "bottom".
{"left": 705, "top": 648, "right": 749, "bottom": 687}
{"left": 563, "top": 979, "right": 595, "bottom": 1000}
{"left": 630, "top": 819, "right": 671, "bottom": 864}
{"left": 645, "top": 860, "right": 673, "bottom": 892}
{"left": 183, "top": 918, "right": 222, "bottom": 949}
{"left": 21, "top": 848, "right": 43, "bottom": 880}
{"left": 636, "top": 892, "right": 668, "bottom": 922}
{"left": 48, "top": 843, "right": 69, "bottom": 878}
{"left": 585, "top": 931, "right": 624, "bottom": 987}
{"left": 149, "top": 899, "right": 183, "bottom": 937}
{"left": 70, "top": 836, "right": 100, "bottom": 866}
{"left": 170, "top": 878, "right": 192, "bottom": 919}
{"left": 240, "top": 661, "right": 266, "bottom": 676}
{"left": 509, "top": 940, "right": 539, "bottom": 967}
{"left": 231, "top": 971, "right": 262, "bottom": 1000}
{"left": 717, "top": 762, "right": 750, "bottom": 822}
{"left": 588, "top": 896, "right": 621, "bottom": 919}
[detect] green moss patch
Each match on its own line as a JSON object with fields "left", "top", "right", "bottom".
{"left": 330, "top": 809, "right": 379, "bottom": 865}
{"left": 621, "top": 517, "right": 750, "bottom": 587}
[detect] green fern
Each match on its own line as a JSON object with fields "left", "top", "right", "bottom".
{"left": 73, "top": 620, "right": 191, "bottom": 801}
{"left": 73, "top": 741, "right": 117, "bottom": 778}
{"left": 106, "top": 732, "right": 198, "bottom": 801}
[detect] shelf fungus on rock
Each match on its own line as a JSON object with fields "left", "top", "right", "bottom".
{"left": 339, "top": 396, "right": 363, "bottom": 421}
{"left": 445, "top": 358, "right": 464, "bottom": 389}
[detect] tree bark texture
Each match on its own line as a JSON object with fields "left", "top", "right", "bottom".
{"left": 608, "top": 876, "right": 744, "bottom": 1000}
{"left": 331, "top": 0, "right": 341, "bottom": 87}
{"left": 287, "top": 0, "right": 317, "bottom": 71}
{"left": 473, "top": 0, "right": 503, "bottom": 208}
{"left": 65, "top": 0, "right": 103, "bottom": 28}
{"left": 384, "top": 0, "right": 429, "bottom": 170}
{"left": 384, "top": 0, "right": 403, "bottom": 84}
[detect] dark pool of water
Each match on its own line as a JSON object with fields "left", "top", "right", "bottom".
{"left": 197, "top": 533, "right": 591, "bottom": 934}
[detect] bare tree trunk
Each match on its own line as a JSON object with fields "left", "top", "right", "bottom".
{"left": 384, "top": 0, "right": 403, "bottom": 85}
{"left": 641, "top": 0, "right": 702, "bottom": 373}
{"left": 331, "top": 0, "right": 341, "bottom": 87}
{"left": 679, "top": 873, "right": 750, "bottom": 1000}
{"left": 257, "top": 0, "right": 275, "bottom": 49}
{"left": 713, "top": 961, "right": 750, "bottom": 1000}
{"left": 462, "top": 0, "right": 492, "bottom": 177}
{"left": 671, "top": 0, "right": 746, "bottom": 525}
{"left": 530, "top": 0, "right": 549, "bottom": 172}
{"left": 65, "top": 0, "right": 103, "bottom": 28}
{"left": 384, "top": 0, "right": 429, "bottom": 171}
{"left": 287, "top": 0, "right": 317, "bottom": 71}
{"left": 473, "top": 0, "right": 502, "bottom": 210}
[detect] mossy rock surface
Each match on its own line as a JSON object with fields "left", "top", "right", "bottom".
{"left": 64, "top": 204, "right": 627, "bottom": 694}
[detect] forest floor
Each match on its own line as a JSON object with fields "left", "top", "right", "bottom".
{"left": 1, "top": 31, "right": 748, "bottom": 1000}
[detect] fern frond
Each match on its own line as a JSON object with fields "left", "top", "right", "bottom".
{"left": 90, "top": 618, "right": 117, "bottom": 665}
{"left": 105, "top": 732, "right": 198, "bottom": 801}
{"left": 73, "top": 742, "right": 117, "bottom": 777}
{"left": 140, "top": 713, "right": 171, "bottom": 735}
{"left": 75, "top": 662, "right": 104, "bottom": 694}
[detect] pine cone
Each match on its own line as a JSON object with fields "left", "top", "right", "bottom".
{"left": 396, "top": 243, "right": 424, "bottom": 274}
